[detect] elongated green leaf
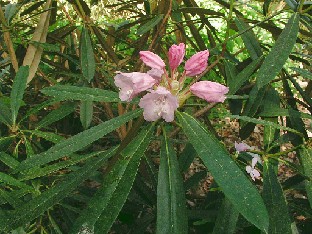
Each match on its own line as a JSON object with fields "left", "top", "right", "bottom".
{"left": 232, "top": 115, "right": 303, "bottom": 136}
{"left": 157, "top": 130, "right": 187, "bottom": 234}
{"left": 177, "top": 112, "right": 269, "bottom": 232}
{"left": 137, "top": 14, "right": 163, "bottom": 35}
{"left": 10, "top": 66, "right": 29, "bottom": 125}
{"left": 235, "top": 17, "right": 262, "bottom": 60}
{"left": 16, "top": 109, "right": 142, "bottom": 172}
{"left": 228, "top": 56, "right": 263, "bottom": 95}
{"left": 263, "top": 160, "right": 292, "bottom": 234}
{"left": 0, "top": 189, "right": 23, "bottom": 209}
{"left": 178, "top": 143, "right": 196, "bottom": 173}
{"left": 184, "top": 171, "right": 207, "bottom": 190}
{"left": 70, "top": 124, "right": 154, "bottom": 234}
{"left": 0, "top": 148, "right": 117, "bottom": 232}
{"left": 0, "top": 190, "right": 28, "bottom": 206}
{"left": 20, "top": 150, "right": 107, "bottom": 180}
{"left": 80, "top": 100, "right": 93, "bottom": 129}
{"left": 0, "top": 152, "right": 19, "bottom": 169}
{"left": 256, "top": 13, "right": 299, "bottom": 89}
{"left": 259, "top": 108, "right": 312, "bottom": 120}
{"left": 299, "top": 147, "right": 312, "bottom": 208}
{"left": 212, "top": 198, "right": 239, "bottom": 234}
{"left": 240, "top": 85, "right": 266, "bottom": 139}
{"left": 290, "top": 67, "right": 312, "bottom": 80}
{"left": 0, "top": 100, "right": 12, "bottom": 126}
{"left": 262, "top": 88, "right": 280, "bottom": 150}
{"left": 224, "top": 61, "right": 238, "bottom": 88}
{"left": 4, "top": 3, "right": 18, "bottom": 23}
{"left": 25, "top": 130, "right": 64, "bottom": 143}
{"left": 80, "top": 27, "right": 95, "bottom": 82}
{"left": 36, "top": 102, "right": 78, "bottom": 128}
{"left": 0, "top": 172, "right": 34, "bottom": 192}
{"left": 20, "top": 97, "right": 65, "bottom": 123}
{"left": 41, "top": 85, "right": 119, "bottom": 102}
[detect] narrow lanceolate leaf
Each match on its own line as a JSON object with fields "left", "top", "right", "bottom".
{"left": 70, "top": 125, "right": 154, "bottom": 234}
{"left": 156, "top": 130, "right": 187, "bottom": 234}
{"left": 263, "top": 160, "right": 292, "bottom": 234}
{"left": 10, "top": 66, "right": 29, "bottom": 125}
{"left": 41, "top": 85, "right": 119, "bottom": 102}
{"left": 0, "top": 148, "right": 117, "bottom": 232}
{"left": 299, "top": 147, "right": 312, "bottom": 208}
{"left": 137, "top": 14, "right": 164, "bottom": 35}
{"left": 80, "top": 27, "right": 95, "bottom": 82}
{"left": 0, "top": 152, "right": 20, "bottom": 169}
{"left": 177, "top": 112, "right": 269, "bottom": 233}
{"left": 0, "top": 172, "right": 34, "bottom": 192}
{"left": 228, "top": 56, "right": 263, "bottom": 95}
{"left": 80, "top": 100, "right": 93, "bottom": 129}
{"left": 231, "top": 115, "right": 304, "bottom": 136}
{"left": 235, "top": 17, "right": 262, "bottom": 60}
{"left": 0, "top": 101, "right": 11, "bottom": 126}
{"left": 15, "top": 109, "right": 142, "bottom": 172}
{"left": 20, "top": 151, "right": 107, "bottom": 180}
{"left": 36, "top": 102, "right": 78, "bottom": 129}
{"left": 212, "top": 198, "right": 239, "bottom": 234}
{"left": 290, "top": 67, "right": 312, "bottom": 80}
{"left": 256, "top": 13, "right": 299, "bottom": 89}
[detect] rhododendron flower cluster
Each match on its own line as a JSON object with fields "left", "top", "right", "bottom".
{"left": 114, "top": 43, "right": 229, "bottom": 122}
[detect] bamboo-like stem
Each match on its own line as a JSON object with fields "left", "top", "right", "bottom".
{"left": 148, "top": 0, "right": 172, "bottom": 50}
{"left": 0, "top": 5, "right": 19, "bottom": 72}
{"left": 118, "top": 103, "right": 127, "bottom": 139}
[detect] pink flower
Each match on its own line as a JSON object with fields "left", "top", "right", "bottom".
{"left": 168, "top": 43, "right": 185, "bottom": 71}
{"left": 139, "top": 51, "right": 166, "bottom": 70}
{"left": 147, "top": 68, "right": 164, "bottom": 83}
{"left": 190, "top": 81, "right": 229, "bottom": 103}
{"left": 114, "top": 72, "right": 156, "bottom": 102}
{"left": 139, "top": 86, "right": 179, "bottom": 122}
{"left": 185, "top": 50, "right": 209, "bottom": 76}
{"left": 235, "top": 142, "right": 251, "bottom": 152}
{"left": 246, "top": 157, "right": 261, "bottom": 181}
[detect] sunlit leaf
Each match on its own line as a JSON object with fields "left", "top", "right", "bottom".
{"left": 41, "top": 85, "right": 119, "bottom": 102}
{"left": 263, "top": 160, "right": 292, "bottom": 234}
{"left": 156, "top": 129, "right": 187, "bottom": 234}
{"left": 137, "top": 14, "right": 164, "bottom": 35}
{"left": 0, "top": 148, "right": 117, "bottom": 232}
{"left": 70, "top": 124, "right": 154, "bottom": 234}
{"left": 80, "top": 27, "right": 95, "bottom": 82}
{"left": 177, "top": 112, "right": 269, "bottom": 232}
{"left": 10, "top": 66, "right": 29, "bottom": 125}
{"left": 15, "top": 109, "right": 142, "bottom": 172}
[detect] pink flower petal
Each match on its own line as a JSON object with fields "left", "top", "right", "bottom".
{"left": 147, "top": 68, "right": 164, "bottom": 83}
{"left": 114, "top": 72, "right": 156, "bottom": 102}
{"left": 252, "top": 169, "right": 261, "bottom": 179}
{"left": 235, "top": 142, "right": 251, "bottom": 152}
{"left": 139, "top": 51, "right": 165, "bottom": 70}
{"left": 168, "top": 43, "right": 185, "bottom": 71}
{"left": 251, "top": 157, "right": 258, "bottom": 168}
{"left": 246, "top": 165, "right": 252, "bottom": 174}
{"left": 139, "top": 86, "right": 178, "bottom": 122}
{"left": 190, "top": 81, "right": 229, "bottom": 103}
{"left": 185, "top": 50, "right": 209, "bottom": 76}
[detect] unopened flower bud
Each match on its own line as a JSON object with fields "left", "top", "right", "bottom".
{"left": 139, "top": 51, "right": 166, "bottom": 70}
{"left": 190, "top": 81, "right": 229, "bottom": 103}
{"left": 185, "top": 50, "right": 209, "bottom": 76}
